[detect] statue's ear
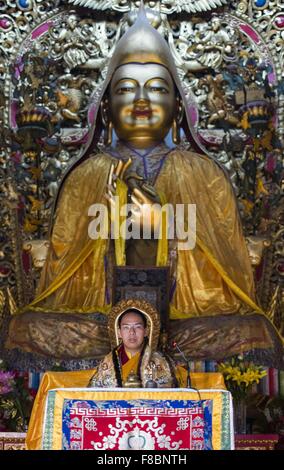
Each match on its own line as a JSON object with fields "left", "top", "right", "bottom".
{"left": 176, "top": 95, "right": 184, "bottom": 125}
{"left": 100, "top": 95, "right": 113, "bottom": 145}
{"left": 100, "top": 96, "right": 110, "bottom": 127}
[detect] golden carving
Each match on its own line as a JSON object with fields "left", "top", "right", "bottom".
{"left": 245, "top": 235, "right": 271, "bottom": 267}
{"left": 23, "top": 240, "right": 50, "bottom": 269}
{"left": 123, "top": 369, "right": 142, "bottom": 388}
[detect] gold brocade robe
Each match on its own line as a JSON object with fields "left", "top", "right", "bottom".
{"left": 88, "top": 344, "right": 175, "bottom": 388}
{"left": 88, "top": 350, "right": 141, "bottom": 388}
{"left": 33, "top": 148, "right": 256, "bottom": 318}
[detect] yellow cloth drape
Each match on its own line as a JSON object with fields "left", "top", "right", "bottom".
{"left": 156, "top": 191, "right": 168, "bottom": 266}
{"left": 26, "top": 370, "right": 94, "bottom": 450}
{"left": 24, "top": 148, "right": 260, "bottom": 317}
{"left": 25, "top": 369, "right": 226, "bottom": 450}
{"left": 114, "top": 178, "right": 128, "bottom": 266}
{"left": 155, "top": 149, "right": 258, "bottom": 317}
{"left": 175, "top": 367, "right": 226, "bottom": 390}
{"left": 27, "top": 239, "right": 106, "bottom": 309}
{"left": 28, "top": 154, "right": 112, "bottom": 312}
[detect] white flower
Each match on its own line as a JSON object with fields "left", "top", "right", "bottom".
{"left": 157, "top": 435, "right": 171, "bottom": 448}
{"left": 102, "top": 435, "right": 116, "bottom": 449}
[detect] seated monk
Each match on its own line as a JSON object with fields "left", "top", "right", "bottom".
{"left": 25, "top": 299, "right": 227, "bottom": 450}
{"left": 88, "top": 304, "right": 177, "bottom": 388}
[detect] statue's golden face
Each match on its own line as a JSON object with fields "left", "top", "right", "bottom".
{"left": 109, "top": 63, "right": 176, "bottom": 148}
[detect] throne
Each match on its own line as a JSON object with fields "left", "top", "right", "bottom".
{"left": 112, "top": 266, "right": 170, "bottom": 331}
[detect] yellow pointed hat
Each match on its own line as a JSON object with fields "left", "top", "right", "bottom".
{"left": 106, "top": 4, "right": 177, "bottom": 70}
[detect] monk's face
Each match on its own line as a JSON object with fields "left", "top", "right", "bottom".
{"left": 118, "top": 311, "right": 147, "bottom": 354}
{"left": 109, "top": 63, "right": 176, "bottom": 148}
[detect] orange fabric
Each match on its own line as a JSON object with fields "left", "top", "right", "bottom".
{"left": 121, "top": 352, "right": 140, "bottom": 383}
{"left": 175, "top": 366, "right": 226, "bottom": 390}
{"left": 26, "top": 370, "right": 94, "bottom": 450}
{"left": 26, "top": 369, "right": 226, "bottom": 450}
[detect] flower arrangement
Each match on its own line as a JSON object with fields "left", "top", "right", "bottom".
{"left": 0, "top": 359, "right": 34, "bottom": 432}
{"left": 218, "top": 355, "right": 267, "bottom": 402}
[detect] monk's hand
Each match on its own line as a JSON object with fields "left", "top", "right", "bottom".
{"left": 105, "top": 158, "right": 132, "bottom": 209}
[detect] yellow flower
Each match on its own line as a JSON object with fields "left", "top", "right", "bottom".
{"left": 217, "top": 358, "right": 267, "bottom": 397}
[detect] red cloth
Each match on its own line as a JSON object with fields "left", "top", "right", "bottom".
{"left": 118, "top": 344, "right": 130, "bottom": 366}
{"left": 67, "top": 404, "right": 206, "bottom": 450}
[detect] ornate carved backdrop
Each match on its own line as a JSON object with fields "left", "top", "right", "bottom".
{"left": 0, "top": 1, "right": 283, "bottom": 351}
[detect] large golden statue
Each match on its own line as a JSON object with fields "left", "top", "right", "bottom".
{"left": 29, "top": 10, "right": 258, "bottom": 315}
{"left": 7, "top": 8, "right": 281, "bottom": 362}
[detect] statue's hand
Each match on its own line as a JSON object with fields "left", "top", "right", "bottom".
{"left": 123, "top": 170, "right": 161, "bottom": 234}
{"left": 105, "top": 159, "right": 161, "bottom": 234}
{"left": 125, "top": 172, "right": 160, "bottom": 204}
{"left": 105, "top": 158, "right": 132, "bottom": 209}
{"left": 130, "top": 187, "right": 161, "bottom": 234}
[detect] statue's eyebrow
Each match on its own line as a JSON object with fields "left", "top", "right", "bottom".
{"left": 114, "top": 78, "right": 138, "bottom": 87}
{"left": 145, "top": 77, "right": 170, "bottom": 87}
{"left": 114, "top": 77, "right": 170, "bottom": 88}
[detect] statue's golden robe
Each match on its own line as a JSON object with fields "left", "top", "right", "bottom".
{"left": 32, "top": 148, "right": 257, "bottom": 318}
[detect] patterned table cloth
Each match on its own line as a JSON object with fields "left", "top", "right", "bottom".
{"left": 42, "top": 388, "right": 234, "bottom": 450}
